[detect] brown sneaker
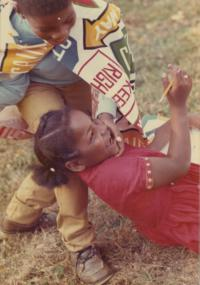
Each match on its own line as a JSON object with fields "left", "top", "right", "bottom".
{"left": 71, "top": 245, "right": 113, "bottom": 285}
{"left": 1, "top": 218, "right": 39, "bottom": 235}
{"left": 0, "top": 218, "right": 38, "bottom": 240}
{"left": 0, "top": 212, "right": 56, "bottom": 235}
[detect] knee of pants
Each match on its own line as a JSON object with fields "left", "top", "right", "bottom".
{"left": 60, "top": 80, "right": 92, "bottom": 114}
{"left": 16, "top": 173, "right": 56, "bottom": 208}
{"left": 5, "top": 193, "right": 42, "bottom": 224}
{"left": 17, "top": 83, "right": 65, "bottom": 133}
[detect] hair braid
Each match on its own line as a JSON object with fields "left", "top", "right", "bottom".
{"left": 32, "top": 107, "right": 79, "bottom": 189}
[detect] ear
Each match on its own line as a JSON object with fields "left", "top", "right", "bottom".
{"left": 65, "top": 159, "right": 86, "bottom": 172}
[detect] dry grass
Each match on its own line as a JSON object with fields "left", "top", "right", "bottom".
{"left": 0, "top": 0, "right": 199, "bottom": 284}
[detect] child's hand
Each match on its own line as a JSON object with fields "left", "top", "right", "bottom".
{"left": 162, "top": 64, "right": 192, "bottom": 108}
{"left": 98, "top": 113, "right": 124, "bottom": 156}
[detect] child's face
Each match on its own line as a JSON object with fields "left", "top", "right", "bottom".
{"left": 69, "top": 110, "right": 119, "bottom": 167}
{"left": 23, "top": 3, "right": 76, "bottom": 45}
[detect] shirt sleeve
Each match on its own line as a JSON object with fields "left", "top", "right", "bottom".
{"left": 95, "top": 94, "right": 117, "bottom": 118}
{"left": 0, "top": 74, "right": 30, "bottom": 110}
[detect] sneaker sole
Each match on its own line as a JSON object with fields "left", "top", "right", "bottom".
{"left": 86, "top": 272, "right": 113, "bottom": 285}
{"left": 96, "top": 273, "right": 113, "bottom": 285}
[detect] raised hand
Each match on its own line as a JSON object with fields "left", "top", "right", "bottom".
{"left": 162, "top": 64, "right": 192, "bottom": 108}
{"left": 98, "top": 112, "right": 124, "bottom": 156}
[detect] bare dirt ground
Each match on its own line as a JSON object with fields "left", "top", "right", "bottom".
{"left": 0, "top": 0, "right": 199, "bottom": 284}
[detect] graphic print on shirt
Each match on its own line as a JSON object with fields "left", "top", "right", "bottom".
{"left": 110, "top": 27, "right": 135, "bottom": 87}
{"left": 77, "top": 49, "right": 138, "bottom": 124}
{"left": 83, "top": 3, "right": 121, "bottom": 49}
{"left": 0, "top": 0, "right": 8, "bottom": 12}
{"left": 52, "top": 37, "right": 79, "bottom": 70}
{"left": 0, "top": 43, "right": 53, "bottom": 73}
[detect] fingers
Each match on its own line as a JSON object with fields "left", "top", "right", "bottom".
{"left": 162, "top": 64, "right": 183, "bottom": 90}
{"left": 168, "top": 64, "right": 182, "bottom": 87}
{"left": 106, "top": 123, "right": 124, "bottom": 156}
{"left": 107, "top": 122, "right": 120, "bottom": 140}
{"left": 163, "top": 64, "right": 192, "bottom": 106}
{"left": 115, "top": 137, "right": 125, "bottom": 157}
{"left": 98, "top": 114, "right": 125, "bottom": 156}
{"left": 116, "top": 136, "right": 122, "bottom": 143}
{"left": 162, "top": 72, "right": 170, "bottom": 89}
{"left": 168, "top": 64, "right": 190, "bottom": 82}
{"left": 166, "top": 64, "right": 192, "bottom": 92}
{"left": 110, "top": 127, "right": 125, "bottom": 156}
{"left": 181, "top": 70, "right": 192, "bottom": 86}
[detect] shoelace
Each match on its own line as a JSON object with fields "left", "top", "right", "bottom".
{"left": 77, "top": 246, "right": 98, "bottom": 266}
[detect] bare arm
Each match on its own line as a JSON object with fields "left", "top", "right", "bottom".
{"left": 147, "top": 120, "right": 171, "bottom": 151}
{"left": 147, "top": 113, "right": 199, "bottom": 152}
{"left": 148, "top": 65, "right": 192, "bottom": 188}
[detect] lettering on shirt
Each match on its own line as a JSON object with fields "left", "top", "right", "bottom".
{"left": 53, "top": 40, "right": 72, "bottom": 62}
{"left": 78, "top": 50, "right": 138, "bottom": 124}
{"left": 91, "top": 63, "right": 123, "bottom": 94}
{"left": 112, "top": 80, "right": 132, "bottom": 108}
{"left": 0, "top": 43, "right": 52, "bottom": 73}
{"left": 110, "top": 27, "right": 135, "bottom": 79}
{"left": 52, "top": 37, "right": 79, "bottom": 70}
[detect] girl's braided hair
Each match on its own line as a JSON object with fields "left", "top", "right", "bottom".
{"left": 33, "top": 106, "right": 79, "bottom": 189}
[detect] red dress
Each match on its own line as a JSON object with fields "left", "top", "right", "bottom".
{"left": 79, "top": 144, "right": 199, "bottom": 253}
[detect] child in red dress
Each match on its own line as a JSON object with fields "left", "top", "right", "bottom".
{"left": 33, "top": 65, "right": 199, "bottom": 253}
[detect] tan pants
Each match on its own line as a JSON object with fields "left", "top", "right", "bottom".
{"left": 5, "top": 80, "right": 95, "bottom": 252}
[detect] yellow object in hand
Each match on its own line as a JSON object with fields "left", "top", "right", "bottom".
{"left": 159, "top": 81, "right": 174, "bottom": 103}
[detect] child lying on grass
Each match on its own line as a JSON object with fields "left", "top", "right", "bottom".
{"left": 33, "top": 65, "right": 199, "bottom": 253}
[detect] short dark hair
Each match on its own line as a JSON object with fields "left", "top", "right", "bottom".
{"left": 15, "top": 0, "right": 71, "bottom": 16}
{"left": 33, "top": 107, "right": 79, "bottom": 189}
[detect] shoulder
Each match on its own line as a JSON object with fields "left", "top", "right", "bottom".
{"left": 79, "top": 145, "right": 155, "bottom": 211}
{"left": 80, "top": 145, "right": 149, "bottom": 188}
